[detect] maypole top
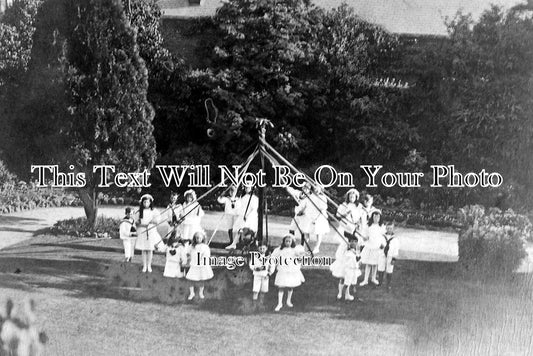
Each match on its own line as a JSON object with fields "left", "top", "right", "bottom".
{"left": 256, "top": 118, "right": 273, "bottom": 140}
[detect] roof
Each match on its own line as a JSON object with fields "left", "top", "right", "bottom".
{"left": 158, "top": 0, "right": 526, "bottom": 35}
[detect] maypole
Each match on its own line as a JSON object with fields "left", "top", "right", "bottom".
{"left": 256, "top": 118, "right": 273, "bottom": 245}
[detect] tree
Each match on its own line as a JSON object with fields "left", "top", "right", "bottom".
{"left": 306, "top": 4, "right": 416, "bottom": 168}
{"left": 176, "top": 0, "right": 415, "bottom": 172}
{"left": 0, "top": 0, "right": 40, "bottom": 85}
{"left": 0, "top": 0, "right": 40, "bottom": 161}
{"left": 445, "top": 6, "right": 533, "bottom": 188}
{"left": 207, "top": 0, "right": 322, "bottom": 161}
{"left": 63, "top": 0, "right": 156, "bottom": 226}
{"left": 121, "top": 0, "right": 188, "bottom": 159}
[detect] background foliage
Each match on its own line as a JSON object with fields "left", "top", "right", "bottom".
{"left": 0, "top": 0, "right": 532, "bottom": 215}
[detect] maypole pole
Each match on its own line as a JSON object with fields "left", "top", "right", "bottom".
{"left": 256, "top": 118, "right": 272, "bottom": 245}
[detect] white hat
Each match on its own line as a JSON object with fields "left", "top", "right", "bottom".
{"left": 283, "top": 233, "right": 296, "bottom": 243}
{"left": 139, "top": 194, "right": 154, "bottom": 202}
{"left": 345, "top": 188, "right": 360, "bottom": 200}
{"left": 184, "top": 189, "right": 197, "bottom": 200}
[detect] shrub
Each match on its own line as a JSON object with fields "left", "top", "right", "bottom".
{"left": 50, "top": 216, "right": 121, "bottom": 238}
{"left": 381, "top": 208, "right": 461, "bottom": 231}
{"left": 457, "top": 205, "right": 529, "bottom": 277}
{"left": 0, "top": 181, "right": 82, "bottom": 213}
{"left": 0, "top": 159, "right": 16, "bottom": 184}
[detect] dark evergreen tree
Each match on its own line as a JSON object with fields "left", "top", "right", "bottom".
{"left": 64, "top": 0, "right": 156, "bottom": 226}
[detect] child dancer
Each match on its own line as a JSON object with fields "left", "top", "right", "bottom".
{"left": 163, "top": 236, "right": 185, "bottom": 278}
{"left": 119, "top": 207, "right": 137, "bottom": 262}
{"left": 186, "top": 231, "right": 214, "bottom": 300}
{"left": 336, "top": 189, "right": 364, "bottom": 241}
{"left": 359, "top": 194, "right": 377, "bottom": 250}
{"left": 135, "top": 194, "right": 162, "bottom": 273}
{"left": 360, "top": 210, "right": 386, "bottom": 286}
{"left": 343, "top": 241, "right": 361, "bottom": 299}
{"left": 272, "top": 234, "right": 305, "bottom": 312}
{"left": 181, "top": 189, "right": 204, "bottom": 242}
{"left": 249, "top": 243, "right": 273, "bottom": 305}
{"left": 217, "top": 185, "right": 241, "bottom": 248}
{"left": 236, "top": 227, "right": 256, "bottom": 250}
{"left": 378, "top": 223, "right": 400, "bottom": 289}
{"left": 309, "top": 185, "right": 329, "bottom": 254}
{"left": 166, "top": 192, "right": 183, "bottom": 241}
{"left": 287, "top": 183, "right": 313, "bottom": 243}
{"left": 330, "top": 240, "right": 361, "bottom": 300}
{"left": 228, "top": 185, "right": 258, "bottom": 249}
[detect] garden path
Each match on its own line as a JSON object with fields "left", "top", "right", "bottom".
{"left": 0, "top": 206, "right": 454, "bottom": 259}
{"left": 2, "top": 206, "right": 533, "bottom": 270}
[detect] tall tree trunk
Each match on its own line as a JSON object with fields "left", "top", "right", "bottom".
{"left": 78, "top": 187, "right": 98, "bottom": 230}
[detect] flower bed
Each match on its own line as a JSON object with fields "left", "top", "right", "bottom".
{"left": 48, "top": 216, "right": 121, "bottom": 239}
{"left": 457, "top": 205, "right": 530, "bottom": 276}
{"left": 0, "top": 181, "right": 81, "bottom": 213}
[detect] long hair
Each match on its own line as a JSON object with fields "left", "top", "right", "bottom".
{"left": 280, "top": 234, "right": 296, "bottom": 250}
{"left": 344, "top": 189, "right": 360, "bottom": 204}
{"left": 368, "top": 211, "right": 382, "bottom": 226}
{"left": 139, "top": 198, "right": 153, "bottom": 219}
{"left": 192, "top": 231, "right": 206, "bottom": 247}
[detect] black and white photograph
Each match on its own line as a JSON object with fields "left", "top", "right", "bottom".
{"left": 0, "top": 0, "right": 532, "bottom": 355}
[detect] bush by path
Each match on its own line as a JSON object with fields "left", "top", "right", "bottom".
{"left": 49, "top": 216, "right": 121, "bottom": 239}
{"left": 458, "top": 205, "right": 531, "bottom": 277}
{"left": 0, "top": 181, "right": 81, "bottom": 214}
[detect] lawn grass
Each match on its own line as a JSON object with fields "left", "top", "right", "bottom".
{"left": 0, "top": 235, "right": 532, "bottom": 355}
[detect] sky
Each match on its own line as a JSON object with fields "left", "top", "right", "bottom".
{"left": 159, "top": 0, "right": 527, "bottom": 35}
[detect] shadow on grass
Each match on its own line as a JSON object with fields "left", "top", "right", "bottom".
{"left": 33, "top": 242, "right": 121, "bottom": 254}
{"left": 0, "top": 226, "right": 44, "bottom": 233}
{"left": 2, "top": 246, "right": 533, "bottom": 355}
{"left": 0, "top": 215, "right": 43, "bottom": 225}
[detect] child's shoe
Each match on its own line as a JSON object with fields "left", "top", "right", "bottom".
{"left": 199, "top": 293, "right": 205, "bottom": 299}
{"left": 336, "top": 293, "right": 342, "bottom": 300}
{"left": 371, "top": 279, "right": 379, "bottom": 285}
{"left": 359, "top": 281, "right": 368, "bottom": 286}
{"left": 142, "top": 266, "right": 147, "bottom": 273}
{"left": 286, "top": 301, "right": 293, "bottom": 308}
{"left": 188, "top": 293, "right": 195, "bottom": 300}
{"left": 225, "top": 243, "right": 237, "bottom": 250}
{"left": 147, "top": 266, "right": 152, "bottom": 273}
{"left": 274, "top": 304, "right": 282, "bottom": 312}
{"left": 345, "top": 294, "right": 354, "bottom": 301}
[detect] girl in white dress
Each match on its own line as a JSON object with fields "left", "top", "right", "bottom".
{"left": 181, "top": 190, "right": 204, "bottom": 242}
{"left": 330, "top": 241, "right": 361, "bottom": 300}
{"left": 119, "top": 207, "right": 137, "bottom": 262}
{"left": 166, "top": 192, "right": 183, "bottom": 241}
{"left": 336, "top": 189, "right": 364, "bottom": 241}
{"left": 309, "top": 185, "right": 329, "bottom": 254}
{"left": 359, "top": 194, "right": 378, "bottom": 250}
{"left": 218, "top": 185, "right": 241, "bottom": 248}
{"left": 228, "top": 185, "right": 258, "bottom": 249}
{"left": 360, "top": 210, "right": 386, "bottom": 286}
{"left": 272, "top": 234, "right": 305, "bottom": 312}
{"left": 287, "top": 183, "right": 313, "bottom": 242}
{"left": 135, "top": 194, "right": 162, "bottom": 273}
{"left": 163, "top": 237, "right": 185, "bottom": 278}
{"left": 186, "top": 231, "right": 214, "bottom": 300}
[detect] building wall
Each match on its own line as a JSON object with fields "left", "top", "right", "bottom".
{"left": 160, "top": 17, "right": 446, "bottom": 70}
{"left": 161, "top": 17, "right": 217, "bottom": 69}
{"left": 0, "top": 0, "right": 14, "bottom": 13}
